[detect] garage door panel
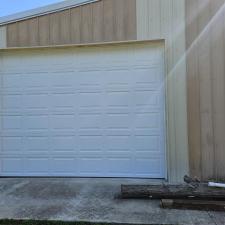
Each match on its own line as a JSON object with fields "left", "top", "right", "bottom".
{"left": 107, "top": 158, "right": 133, "bottom": 175}
{"left": 133, "top": 68, "right": 160, "bottom": 84}
{"left": 52, "top": 136, "right": 75, "bottom": 151}
{"left": 106, "top": 107, "right": 130, "bottom": 115}
{"left": 2, "top": 74, "right": 21, "bottom": 88}
{"left": 79, "top": 152, "right": 103, "bottom": 159}
{"left": 22, "top": 73, "right": 50, "bottom": 88}
{"left": 135, "top": 158, "right": 163, "bottom": 176}
{"left": 78, "top": 115, "right": 102, "bottom": 129}
{"left": 51, "top": 94, "right": 75, "bottom": 108}
{"left": 78, "top": 158, "right": 105, "bottom": 175}
{"left": 78, "top": 93, "right": 102, "bottom": 106}
{"left": 2, "top": 158, "right": 24, "bottom": 174}
{"left": 0, "top": 43, "right": 166, "bottom": 178}
{"left": 25, "top": 136, "right": 49, "bottom": 151}
{"left": 25, "top": 115, "right": 49, "bottom": 130}
{"left": 134, "top": 136, "right": 160, "bottom": 151}
{"left": 23, "top": 94, "right": 49, "bottom": 109}
{"left": 134, "top": 91, "right": 160, "bottom": 106}
{"left": 2, "top": 95, "right": 22, "bottom": 109}
{"left": 51, "top": 158, "right": 77, "bottom": 174}
{"left": 2, "top": 136, "right": 23, "bottom": 151}
{"left": 134, "top": 113, "right": 160, "bottom": 129}
{"left": 106, "top": 114, "right": 131, "bottom": 129}
{"left": 51, "top": 115, "right": 75, "bottom": 130}
{"left": 51, "top": 72, "right": 75, "bottom": 87}
{"left": 106, "top": 136, "right": 130, "bottom": 150}
{"left": 24, "top": 158, "right": 49, "bottom": 173}
{"left": 106, "top": 92, "right": 131, "bottom": 107}
{"left": 2, "top": 116, "right": 22, "bottom": 130}
{"left": 79, "top": 136, "right": 103, "bottom": 149}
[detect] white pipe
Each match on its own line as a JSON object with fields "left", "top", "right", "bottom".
{"left": 208, "top": 182, "right": 225, "bottom": 188}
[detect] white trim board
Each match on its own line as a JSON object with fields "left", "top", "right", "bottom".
{"left": 0, "top": 0, "right": 99, "bottom": 26}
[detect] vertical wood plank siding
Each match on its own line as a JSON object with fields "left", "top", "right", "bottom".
{"left": 0, "top": 26, "right": 7, "bottom": 48}
{"left": 7, "top": 22, "right": 18, "bottom": 47}
{"left": 6, "top": 0, "right": 137, "bottom": 48}
{"left": 136, "top": 0, "right": 189, "bottom": 183}
{"left": 186, "top": 0, "right": 225, "bottom": 181}
{"left": 38, "top": 15, "right": 50, "bottom": 46}
{"left": 28, "top": 18, "right": 39, "bottom": 46}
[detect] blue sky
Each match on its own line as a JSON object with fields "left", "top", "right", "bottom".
{"left": 0, "top": 0, "right": 64, "bottom": 17}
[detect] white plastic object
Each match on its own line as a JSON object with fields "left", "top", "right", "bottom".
{"left": 208, "top": 182, "right": 225, "bottom": 188}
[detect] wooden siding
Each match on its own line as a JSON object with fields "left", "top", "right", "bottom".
{"left": 186, "top": 0, "right": 225, "bottom": 181}
{"left": 0, "top": 26, "right": 6, "bottom": 48}
{"left": 136, "top": 0, "right": 189, "bottom": 183}
{"left": 5, "top": 0, "right": 137, "bottom": 48}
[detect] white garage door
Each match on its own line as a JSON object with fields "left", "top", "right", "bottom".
{"left": 0, "top": 42, "right": 166, "bottom": 178}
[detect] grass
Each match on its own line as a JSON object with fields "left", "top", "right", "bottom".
{"left": 0, "top": 221, "right": 111, "bottom": 225}
{"left": 0, "top": 221, "right": 175, "bottom": 225}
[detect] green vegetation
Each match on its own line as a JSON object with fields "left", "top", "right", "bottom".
{"left": 0, "top": 221, "right": 108, "bottom": 225}
{"left": 0, "top": 220, "right": 174, "bottom": 225}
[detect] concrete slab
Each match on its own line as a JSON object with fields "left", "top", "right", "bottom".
{"left": 0, "top": 178, "right": 224, "bottom": 225}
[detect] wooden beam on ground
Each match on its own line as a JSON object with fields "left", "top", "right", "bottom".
{"left": 161, "top": 199, "right": 225, "bottom": 211}
{"left": 121, "top": 185, "right": 225, "bottom": 200}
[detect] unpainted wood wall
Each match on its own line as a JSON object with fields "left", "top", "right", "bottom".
{"left": 136, "top": 0, "right": 188, "bottom": 183}
{"left": 0, "top": 26, "right": 6, "bottom": 48}
{"left": 6, "top": 0, "right": 136, "bottom": 47}
{"left": 186, "top": 0, "right": 225, "bottom": 181}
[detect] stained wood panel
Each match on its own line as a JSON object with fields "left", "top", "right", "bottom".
{"left": 59, "top": 10, "right": 71, "bottom": 44}
{"left": 103, "top": 0, "right": 114, "bottom": 42}
{"left": 81, "top": 3, "right": 93, "bottom": 43}
{"left": 210, "top": 0, "right": 225, "bottom": 181}
{"left": 197, "top": 0, "right": 214, "bottom": 181}
{"left": 92, "top": 1, "right": 104, "bottom": 42}
{"left": 186, "top": 0, "right": 225, "bottom": 181}
{"left": 124, "top": 0, "right": 137, "bottom": 40}
{"left": 186, "top": 0, "right": 202, "bottom": 180}
{"left": 38, "top": 15, "right": 50, "bottom": 46}
{"left": 28, "top": 18, "right": 39, "bottom": 46}
{"left": 0, "top": 26, "right": 7, "bottom": 48}
{"left": 7, "top": 23, "right": 18, "bottom": 47}
{"left": 49, "top": 12, "right": 61, "bottom": 45}
{"left": 114, "top": 0, "right": 125, "bottom": 41}
{"left": 70, "top": 7, "right": 81, "bottom": 44}
{"left": 136, "top": 0, "right": 189, "bottom": 183}
{"left": 17, "top": 20, "right": 28, "bottom": 47}
{"left": 5, "top": 0, "right": 137, "bottom": 48}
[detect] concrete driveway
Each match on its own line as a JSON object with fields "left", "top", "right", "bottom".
{"left": 0, "top": 178, "right": 224, "bottom": 225}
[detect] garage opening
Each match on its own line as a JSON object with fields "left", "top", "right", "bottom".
{"left": 0, "top": 42, "right": 166, "bottom": 178}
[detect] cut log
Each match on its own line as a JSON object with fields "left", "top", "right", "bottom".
{"left": 121, "top": 184, "right": 225, "bottom": 200}
{"left": 161, "top": 199, "right": 225, "bottom": 211}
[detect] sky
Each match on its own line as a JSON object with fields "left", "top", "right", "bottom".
{"left": 0, "top": 0, "right": 64, "bottom": 17}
